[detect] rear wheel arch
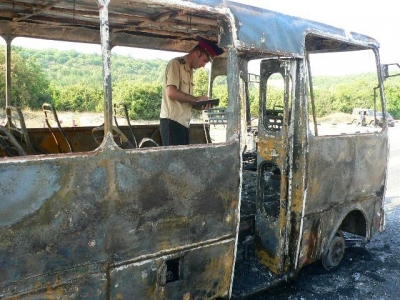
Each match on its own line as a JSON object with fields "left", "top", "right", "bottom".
{"left": 338, "top": 209, "right": 367, "bottom": 237}
{"left": 321, "top": 209, "right": 368, "bottom": 270}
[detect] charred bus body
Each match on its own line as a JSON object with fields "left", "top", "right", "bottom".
{"left": 0, "top": 1, "right": 388, "bottom": 299}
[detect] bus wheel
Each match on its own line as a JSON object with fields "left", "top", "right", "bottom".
{"left": 322, "top": 231, "right": 345, "bottom": 270}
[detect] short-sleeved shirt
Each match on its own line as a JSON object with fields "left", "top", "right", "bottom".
{"left": 160, "top": 56, "right": 193, "bottom": 128}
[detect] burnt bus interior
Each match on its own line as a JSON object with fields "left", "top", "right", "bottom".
{"left": 0, "top": 1, "right": 386, "bottom": 153}
{"left": 0, "top": 0, "right": 229, "bottom": 156}
{"left": 0, "top": 101, "right": 212, "bottom": 155}
{"left": 0, "top": 2, "right": 242, "bottom": 299}
{"left": 0, "top": 1, "right": 388, "bottom": 299}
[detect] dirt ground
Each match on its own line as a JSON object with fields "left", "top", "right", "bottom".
{"left": 0, "top": 110, "right": 187, "bottom": 128}
{"left": 250, "top": 126, "right": 400, "bottom": 300}
{"left": 0, "top": 110, "right": 99, "bottom": 128}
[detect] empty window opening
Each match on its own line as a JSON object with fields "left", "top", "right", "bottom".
{"left": 166, "top": 257, "right": 181, "bottom": 283}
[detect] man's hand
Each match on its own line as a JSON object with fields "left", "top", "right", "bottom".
{"left": 166, "top": 86, "right": 215, "bottom": 110}
{"left": 201, "top": 102, "right": 214, "bottom": 110}
{"left": 166, "top": 86, "right": 209, "bottom": 108}
{"left": 193, "top": 96, "right": 216, "bottom": 110}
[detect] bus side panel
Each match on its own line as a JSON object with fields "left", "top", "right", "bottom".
{"left": 298, "top": 132, "right": 387, "bottom": 266}
{"left": 110, "top": 239, "right": 235, "bottom": 299}
{"left": 2, "top": 272, "right": 108, "bottom": 300}
{"left": 306, "top": 133, "right": 387, "bottom": 214}
{"left": 0, "top": 142, "right": 240, "bottom": 299}
{"left": 298, "top": 194, "right": 381, "bottom": 267}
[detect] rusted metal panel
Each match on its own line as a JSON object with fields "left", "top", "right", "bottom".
{"left": 295, "top": 132, "right": 388, "bottom": 266}
{"left": 98, "top": 0, "right": 113, "bottom": 139}
{"left": 3, "top": 264, "right": 108, "bottom": 299}
{"left": 110, "top": 238, "right": 234, "bottom": 299}
{"left": 4, "top": 36, "right": 12, "bottom": 107}
{"left": 0, "top": 140, "right": 240, "bottom": 298}
{"left": 306, "top": 133, "right": 388, "bottom": 213}
{"left": 257, "top": 138, "right": 285, "bottom": 165}
{"left": 297, "top": 195, "right": 380, "bottom": 269}
{"left": 0, "top": 0, "right": 380, "bottom": 55}
{"left": 0, "top": 0, "right": 224, "bottom": 52}
{"left": 253, "top": 59, "right": 303, "bottom": 276}
{"left": 254, "top": 136, "right": 288, "bottom": 275}
{"left": 287, "top": 59, "right": 310, "bottom": 272}
{"left": 297, "top": 218, "right": 322, "bottom": 267}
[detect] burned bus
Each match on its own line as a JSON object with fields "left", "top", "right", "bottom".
{"left": 0, "top": 0, "right": 388, "bottom": 299}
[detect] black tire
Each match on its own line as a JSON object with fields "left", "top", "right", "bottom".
{"left": 322, "top": 231, "right": 345, "bottom": 270}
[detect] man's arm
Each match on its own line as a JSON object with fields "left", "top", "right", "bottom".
{"left": 166, "top": 85, "right": 208, "bottom": 104}
{"left": 167, "top": 86, "right": 214, "bottom": 110}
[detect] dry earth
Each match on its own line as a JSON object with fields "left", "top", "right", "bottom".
{"left": 0, "top": 110, "right": 204, "bottom": 128}
{"left": 0, "top": 110, "right": 103, "bottom": 128}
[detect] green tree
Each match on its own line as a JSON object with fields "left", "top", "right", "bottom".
{"left": 213, "top": 85, "right": 228, "bottom": 108}
{"left": 0, "top": 48, "right": 51, "bottom": 109}
{"left": 313, "top": 89, "right": 335, "bottom": 117}
{"left": 193, "top": 68, "right": 209, "bottom": 96}
{"left": 384, "top": 79, "right": 400, "bottom": 118}
{"left": 211, "top": 75, "right": 228, "bottom": 107}
{"left": 248, "top": 84, "right": 259, "bottom": 118}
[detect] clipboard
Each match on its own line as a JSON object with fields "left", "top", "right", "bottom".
{"left": 192, "top": 98, "right": 219, "bottom": 109}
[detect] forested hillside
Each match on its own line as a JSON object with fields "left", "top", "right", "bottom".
{"left": 1, "top": 46, "right": 400, "bottom": 120}
{"left": 15, "top": 47, "right": 168, "bottom": 87}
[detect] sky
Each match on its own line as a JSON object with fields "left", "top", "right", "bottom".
{"left": 2, "top": 0, "right": 399, "bottom": 64}
{"left": 233, "top": 0, "right": 399, "bottom": 64}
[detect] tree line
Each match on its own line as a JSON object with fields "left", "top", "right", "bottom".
{"left": 1, "top": 46, "right": 400, "bottom": 120}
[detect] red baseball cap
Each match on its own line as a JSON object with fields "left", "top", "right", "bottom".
{"left": 196, "top": 36, "right": 224, "bottom": 62}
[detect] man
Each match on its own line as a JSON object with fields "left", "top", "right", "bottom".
{"left": 159, "top": 36, "right": 224, "bottom": 146}
{"left": 360, "top": 111, "right": 366, "bottom": 126}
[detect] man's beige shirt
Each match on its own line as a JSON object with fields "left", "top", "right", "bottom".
{"left": 160, "top": 55, "right": 193, "bottom": 128}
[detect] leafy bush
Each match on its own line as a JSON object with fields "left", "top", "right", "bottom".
{"left": 113, "top": 81, "right": 162, "bottom": 120}
{"left": 53, "top": 83, "right": 103, "bottom": 112}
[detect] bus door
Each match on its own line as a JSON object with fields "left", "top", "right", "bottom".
{"left": 255, "top": 58, "right": 295, "bottom": 275}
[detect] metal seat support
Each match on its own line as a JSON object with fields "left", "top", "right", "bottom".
{"left": 42, "top": 103, "right": 73, "bottom": 153}
{"left": 5, "top": 106, "right": 36, "bottom": 154}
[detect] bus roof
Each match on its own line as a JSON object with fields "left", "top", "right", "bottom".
{"left": 0, "top": 0, "right": 379, "bottom": 56}
{"left": 227, "top": 2, "right": 379, "bottom": 57}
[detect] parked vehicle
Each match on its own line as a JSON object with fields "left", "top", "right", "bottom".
{"left": 376, "top": 111, "right": 395, "bottom": 127}
{"left": 352, "top": 108, "right": 395, "bottom": 127}
{"left": 0, "top": 1, "right": 389, "bottom": 299}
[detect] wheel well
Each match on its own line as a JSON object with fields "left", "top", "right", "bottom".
{"left": 338, "top": 210, "right": 367, "bottom": 237}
